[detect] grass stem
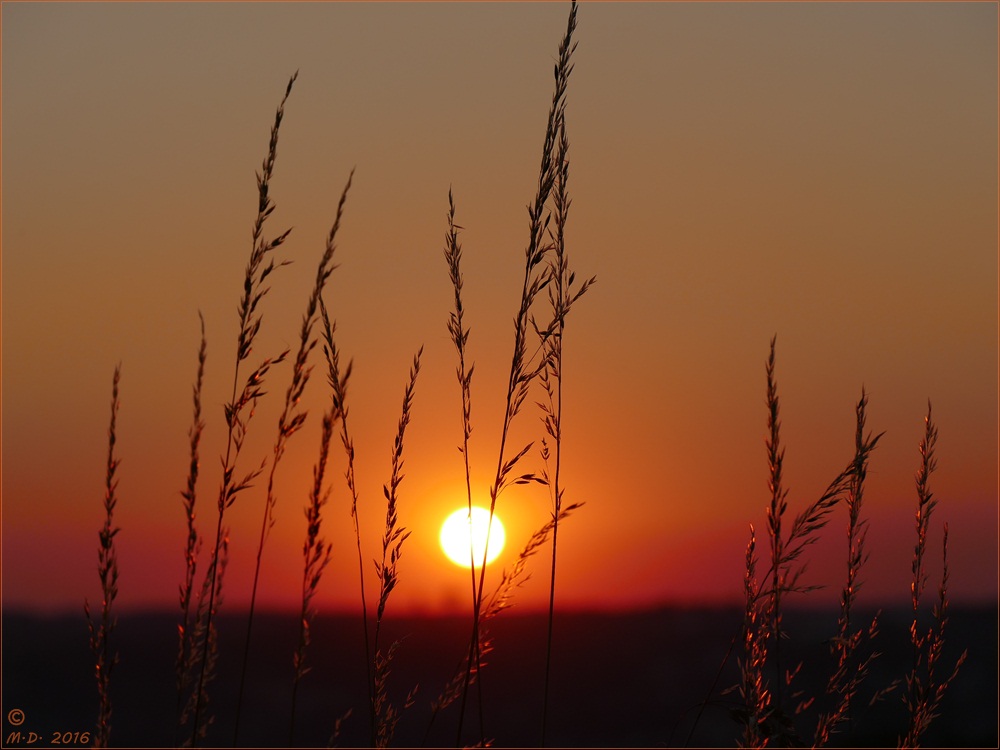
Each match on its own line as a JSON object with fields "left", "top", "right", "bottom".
{"left": 84, "top": 364, "right": 122, "bottom": 750}
{"left": 319, "top": 296, "right": 374, "bottom": 744}
{"left": 457, "top": 4, "right": 579, "bottom": 744}
{"left": 234, "top": 167, "right": 353, "bottom": 744}
{"left": 191, "top": 71, "right": 297, "bottom": 747}
{"left": 175, "top": 316, "right": 206, "bottom": 740}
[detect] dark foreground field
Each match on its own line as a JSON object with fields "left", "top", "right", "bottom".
{"left": 3, "top": 606, "right": 995, "bottom": 748}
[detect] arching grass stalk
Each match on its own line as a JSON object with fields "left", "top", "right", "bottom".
{"left": 84, "top": 364, "right": 122, "bottom": 750}
{"left": 234, "top": 168, "right": 353, "bottom": 744}
{"left": 318, "top": 297, "right": 373, "bottom": 741}
{"left": 190, "top": 71, "right": 297, "bottom": 747}
{"left": 456, "top": 3, "right": 579, "bottom": 745}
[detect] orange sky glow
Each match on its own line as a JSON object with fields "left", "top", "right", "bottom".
{"left": 2, "top": 2, "right": 997, "bottom": 617}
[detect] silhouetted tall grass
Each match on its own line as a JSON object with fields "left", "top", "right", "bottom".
{"left": 189, "top": 71, "right": 297, "bottom": 748}
{"left": 724, "top": 341, "right": 964, "bottom": 750}
{"left": 77, "top": 4, "right": 978, "bottom": 748}
{"left": 282, "top": 170, "right": 358, "bottom": 745}
{"left": 900, "top": 404, "right": 967, "bottom": 749}
{"left": 813, "top": 389, "right": 892, "bottom": 747}
{"left": 289, "top": 403, "right": 336, "bottom": 745}
{"left": 372, "top": 349, "right": 423, "bottom": 748}
{"left": 450, "top": 4, "right": 581, "bottom": 745}
{"left": 536, "top": 110, "right": 596, "bottom": 748}
{"left": 174, "top": 316, "right": 205, "bottom": 744}
{"left": 442, "top": 187, "right": 477, "bottom": 647}
{"left": 318, "top": 296, "right": 373, "bottom": 739}
{"left": 234, "top": 166, "right": 354, "bottom": 744}
{"left": 84, "top": 364, "right": 121, "bottom": 749}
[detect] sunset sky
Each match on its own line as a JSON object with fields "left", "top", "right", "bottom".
{"left": 3, "top": 1, "right": 997, "bottom": 617}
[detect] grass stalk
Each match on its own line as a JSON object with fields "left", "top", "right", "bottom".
{"left": 179, "top": 529, "right": 230, "bottom": 745}
{"left": 899, "top": 404, "right": 967, "bottom": 748}
{"left": 729, "top": 340, "right": 883, "bottom": 748}
{"left": 910, "top": 403, "right": 937, "bottom": 633}
{"left": 538, "top": 113, "right": 594, "bottom": 747}
{"left": 175, "top": 316, "right": 207, "bottom": 738}
{"left": 441, "top": 189, "right": 486, "bottom": 740}
{"left": 813, "top": 388, "right": 887, "bottom": 746}
{"left": 738, "top": 525, "right": 769, "bottom": 749}
{"left": 319, "top": 297, "right": 373, "bottom": 742}
{"left": 688, "top": 378, "right": 886, "bottom": 750}
{"left": 84, "top": 364, "right": 122, "bottom": 749}
{"left": 760, "top": 339, "right": 867, "bottom": 580}
{"left": 190, "top": 71, "right": 297, "bottom": 747}
{"left": 435, "top": 180, "right": 590, "bottom": 741}
{"left": 539, "top": 254, "right": 565, "bottom": 740}
{"left": 456, "top": 4, "right": 579, "bottom": 744}
{"left": 372, "top": 349, "right": 423, "bottom": 748}
{"left": 234, "top": 167, "right": 353, "bottom": 743}
{"left": 443, "top": 189, "right": 478, "bottom": 634}
{"left": 289, "top": 404, "right": 337, "bottom": 745}
{"left": 764, "top": 336, "right": 788, "bottom": 707}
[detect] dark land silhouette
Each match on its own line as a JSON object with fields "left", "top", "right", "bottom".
{"left": 3, "top": 605, "right": 995, "bottom": 747}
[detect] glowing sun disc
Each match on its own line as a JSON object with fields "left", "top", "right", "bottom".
{"left": 440, "top": 507, "right": 505, "bottom": 568}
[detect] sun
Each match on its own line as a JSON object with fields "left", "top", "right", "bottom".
{"left": 440, "top": 507, "right": 505, "bottom": 568}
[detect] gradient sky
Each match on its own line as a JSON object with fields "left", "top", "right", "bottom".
{"left": 2, "top": 2, "right": 997, "bottom": 616}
